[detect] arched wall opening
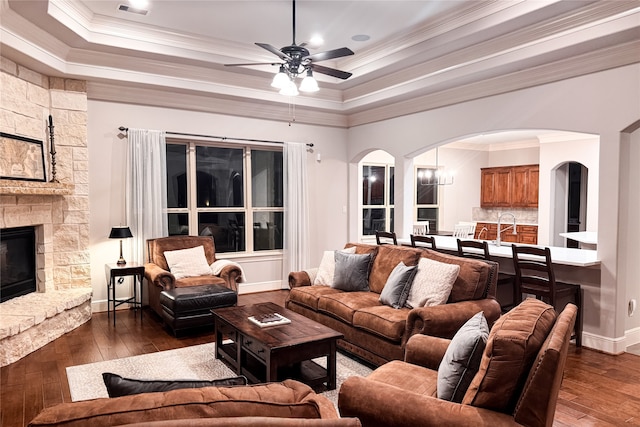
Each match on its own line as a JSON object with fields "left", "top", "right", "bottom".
{"left": 350, "top": 130, "right": 599, "bottom": 247}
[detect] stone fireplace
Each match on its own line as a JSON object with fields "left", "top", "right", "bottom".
{"left": 0, "top": 58, "right": 92, "bottom": 366}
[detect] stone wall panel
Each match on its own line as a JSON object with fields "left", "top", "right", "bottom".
{"left": 27, "top": 83, "right": 49, "bottom": 106}
{"left": 50, "top": 91, "right": 87, "bottom": 111}
{"left": 18, "top": 65, "right": 47, "bottom": 87}
{"left": 1, "top": 59, "right": 91, "bottom": 366}
{"left": 1, "top": 73, "right": 26, "bottom": 99}
{"left": 0, "top": 109, "right": 17, "bottom": 132}
{"left": 0, "top": 57, "right": 17, "bottom": 74}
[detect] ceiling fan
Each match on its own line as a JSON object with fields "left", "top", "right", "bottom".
{"left": 225, "top": 0, "right": 354, "bottom": 94}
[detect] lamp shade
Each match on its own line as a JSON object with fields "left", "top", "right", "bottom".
{"left": 109, "top": 226, "right": 133, "bottom": 239}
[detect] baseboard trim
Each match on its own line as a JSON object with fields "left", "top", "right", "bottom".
{"left": 581, "top": 332, "right": 627, "bottom": 355}
{"left": 238, "top": 281, "right": 282, "bottom": 295}
{"left": 625, "top": 326, "right": 640, "bottom": 349}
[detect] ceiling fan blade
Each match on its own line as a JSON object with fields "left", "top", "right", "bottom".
{"left": 225, "top": 62, "right": 280, "bottom": 67}
{"left": 310, "top": 63, "right": 352, "bottom": 80}
{"left": 255, "top": 43, "right": 291, "bottom": 61}
{"left": 303, "top": 47, "right": 354, "bottom": 62}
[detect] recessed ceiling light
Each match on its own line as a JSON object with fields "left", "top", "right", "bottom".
{"left": 351, "top": 34, "right": 370, "bottom": 42}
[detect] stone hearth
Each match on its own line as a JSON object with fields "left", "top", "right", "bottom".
{"left": 0, "top": 59, "right": 92, "bottom": 366}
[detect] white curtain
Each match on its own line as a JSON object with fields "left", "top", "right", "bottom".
{"left": 126, "top": 128, "right": 168, "bottom": 264}
{"left": 282, "top": 142, "right": 310, "bottom": 288}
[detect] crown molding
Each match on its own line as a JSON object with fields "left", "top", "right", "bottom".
{"left": 347, "top": 40, "right": 640, "bottom": 127}
{"left": 87, "top": 81, "right": 348, "bottom": 128}
{"left": 343, "top": 2, "right": 640, "bottom": 108}
{"left": 48, "top": 0, "right": 255, "bottom": 65}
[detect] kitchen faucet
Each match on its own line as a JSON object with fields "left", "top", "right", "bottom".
{"left": 496, "top": 212, "right": 517, "bottom": 246}
{"left": 477, "top": 227, "right": 489, "bottom": 240}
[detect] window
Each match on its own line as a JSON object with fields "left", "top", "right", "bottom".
{"left": 362, "top": 164, "right": 394, "bottom": 235}
{"left": 416, "top": 167, "right": 439, "bottom": 232}
{"left": 166, "top": 142, "right": 283, "bottom": 253}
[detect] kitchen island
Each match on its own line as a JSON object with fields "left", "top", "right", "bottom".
{"left": 398, "top": 235, "right": 599, "bottom": 267}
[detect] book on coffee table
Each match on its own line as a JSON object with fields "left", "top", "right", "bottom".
{"left": 248, "top": 312, "right": 291, "bottom": 328}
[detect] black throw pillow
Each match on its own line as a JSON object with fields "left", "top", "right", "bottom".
{"left": 102, "top": 372, "right": 247, "bottom": 397}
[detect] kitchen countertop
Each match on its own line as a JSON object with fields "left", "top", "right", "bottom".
{"left": 559, "top": 231, "right": 597, "bottom": 245}
{"left": 398, "top": 236, "right": 600, "bottom": 267}
{"left": 474, "top": 221, "right": 539, "bottom": 226}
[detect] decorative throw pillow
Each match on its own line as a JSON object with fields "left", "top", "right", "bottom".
{"left": 314, "top": 247, "right": 357, "bottom": 286}
{"left": 405, "top": 257, "right": 460, "bottom": 308}
{"left": 379, "top": 262, "right": 417, "bottom": 308}
{"left": 102, "top": 373, "right": 247, "bottom": 398}
{"left": 437, "top": 311, "right": 489, "bottom": 402}
{"left": 332, "top": 251, "right": 373, "bottom": 292}
{"left": 163, "top": 245, "right": 212, "bottom": 279}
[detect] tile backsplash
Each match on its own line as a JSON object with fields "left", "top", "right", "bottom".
{"left": 472, "top": 207, "right": 538, "bottom": 224}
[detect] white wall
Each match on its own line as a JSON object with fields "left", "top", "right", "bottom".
{"left": 87, "top": 100, "right": 349, "bottom": 310}
{"left": 488, "top": 146, "right": 539, "bottom": 167}
{"left": 622, "top": 127, "right": 640, "bottom": 344}
{"left": 538, "top": 136, "right": 599, "bottom": 247}
{"left": 347, "top": 64, "right": 640, "bottom": 353}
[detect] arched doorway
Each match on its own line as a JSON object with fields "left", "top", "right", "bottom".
{"left": 552, "top": 162, "right": 588, "bottom": 247}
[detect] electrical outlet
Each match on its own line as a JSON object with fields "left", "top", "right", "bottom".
{"left": 629, "top": 299, "right": 637, "bottom": 317}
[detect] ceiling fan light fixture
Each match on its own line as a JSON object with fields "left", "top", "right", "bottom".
{"left": 299, "top": 70, "right": 319, "bottom": 92}
{"left": 279, "top": 80, "right": 299, "bottom": 96}
{"left": 271, "top": 66, "right": 289, "bottom": 89}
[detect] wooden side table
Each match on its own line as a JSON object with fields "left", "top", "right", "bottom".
{"left": 105, "top": 263, "right": 145, "bottom": 326}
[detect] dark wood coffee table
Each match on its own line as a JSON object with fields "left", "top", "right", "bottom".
{"left": 212, "top": 302, "right": 343, "bottom": 390}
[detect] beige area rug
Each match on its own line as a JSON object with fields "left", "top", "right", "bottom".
{"left": 66, "top": 343, "right": 372, "bottom": 407}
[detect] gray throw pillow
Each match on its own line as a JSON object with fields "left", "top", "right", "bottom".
{"left": 437, "top": 311, "right": 489, "bottom": 402}
{"left": 102, "top": 373, "right": 247, "bottom": 397}
{"left": 332, "top": 251, "right": 372, "bottom": 292}
{"left": 379, "top": 261, "right": 417, "bottom": 308}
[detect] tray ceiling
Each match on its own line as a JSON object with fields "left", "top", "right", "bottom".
{"left": 2, "top": 0, "right": 639, "bottom": 127}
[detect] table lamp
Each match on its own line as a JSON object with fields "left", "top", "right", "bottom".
{"left": 109, "top": 226, "right": 133, "bottom": 266}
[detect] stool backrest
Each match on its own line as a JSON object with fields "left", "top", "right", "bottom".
{"left": 411, "top": 234, "right": 437, "bottom": 250}
{"left": 375, "top": 230, "right": 397, "bottom": 245}
{"left": 457, "top": 239, "right": 491, "bottom": 261}
{"left": 511, "top": 245, "right": 557, "bottom": 303}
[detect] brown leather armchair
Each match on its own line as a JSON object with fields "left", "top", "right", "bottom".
{"left": 144, "top": 236, "right": 242, "bottom": 320}
{"left": 338, "top": 298, "right": 577, "bottom": 427}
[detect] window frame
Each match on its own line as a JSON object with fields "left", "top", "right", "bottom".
{"left": 415, "top": 164, "right": 441, "bottom": 232}
{"left": 165, "top": 139, "right": 284, "bottom": 255}
{"left": 361, "top": 162, "right": 395, "bottom": 237}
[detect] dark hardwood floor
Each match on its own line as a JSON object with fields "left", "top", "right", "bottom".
{"left": 2, "top": 290, "right": 640, "bottom": 426}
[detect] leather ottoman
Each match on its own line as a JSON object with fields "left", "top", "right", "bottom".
{"left": 160, "top": 285, "right": 237, "bottom": 336}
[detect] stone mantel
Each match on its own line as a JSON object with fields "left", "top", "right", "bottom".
{"left": 0, "top": 180, "right": 74, "bottom": 196}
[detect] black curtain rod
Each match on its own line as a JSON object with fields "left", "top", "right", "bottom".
{"left": 118, "top": 127, "right": 313, "bottom": 147}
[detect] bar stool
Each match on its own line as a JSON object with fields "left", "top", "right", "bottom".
{"left": 511, "top": 244, "right": 583, "bottom": 347}
{"left": 375, "top": 230, "right": 397, "bottom": 245}
{"left": 410, "top": 234, "right": 437, "bottom": 250}
{"left": 456, "top": 239, "right": 516, "bottom": 312}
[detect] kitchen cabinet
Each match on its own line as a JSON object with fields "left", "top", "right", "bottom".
{"left": 475, "top": 222, "right": 538, "bottom": 245}
{"left": 480, "top": 165, "right": 539, "bottom": 208}
{"left": 480, "top": 167, "right": 512, "bottom": 207}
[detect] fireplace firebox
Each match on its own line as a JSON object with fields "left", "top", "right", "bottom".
{"left": 0, "top": 226, "right": 37, "bottom": 302}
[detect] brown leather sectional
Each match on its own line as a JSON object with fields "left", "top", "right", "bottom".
{"left": 286, "top": 243, "right": 502, "bottom": 366}
{"left": 28, "top": 380, "right": 358, "bottom": 426}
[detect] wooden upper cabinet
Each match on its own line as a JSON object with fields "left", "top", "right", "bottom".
{"left": 481, "top": 165, "right": 539, "bottom": 208}
{"left": 481, "top": 167, "right": 512, "bottom": 207}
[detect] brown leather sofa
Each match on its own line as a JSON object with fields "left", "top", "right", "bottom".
{"left": 286, "top": 243, "right": 502, "bottom": 366}
{"left": 144, "top": 236, "right": 242, "bottom": 321}
{"left": 338, "top": 298, "right": 577, "bottom": 427}
{"left": 28, "top": 380, "right": 360, "bottom": 427}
